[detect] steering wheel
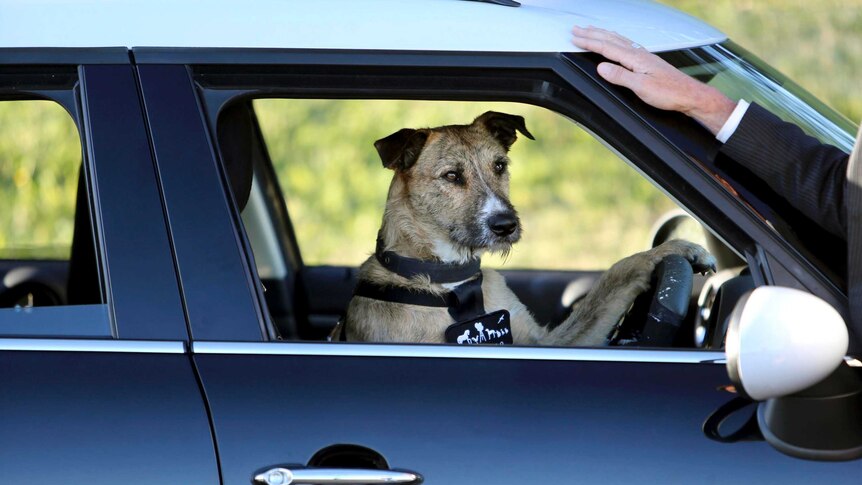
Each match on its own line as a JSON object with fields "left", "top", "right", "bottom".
{"left": 610, "top": 254, "right": 694, "bottom": 347}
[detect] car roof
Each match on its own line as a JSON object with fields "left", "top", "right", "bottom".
{"left": 0, "top": 0, "right": 725, "bottom": 53}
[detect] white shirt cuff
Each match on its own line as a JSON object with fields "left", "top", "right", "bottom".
{"left": 715, "top": 99, "right": 750, "bottom": 143}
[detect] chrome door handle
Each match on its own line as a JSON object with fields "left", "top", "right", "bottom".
{"left": 253, "top": 467, "right": 422, "bottom": 485}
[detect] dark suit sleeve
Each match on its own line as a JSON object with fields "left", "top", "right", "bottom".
{"left": 719, "top": 102, "right": 850, "bottom": 238}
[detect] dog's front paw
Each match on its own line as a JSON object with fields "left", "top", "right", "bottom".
{"left": 603, "top": 239, "right": 715, "bottom": 298}
{"left": 648, "top": 239, "right": 716, "bottom": 274}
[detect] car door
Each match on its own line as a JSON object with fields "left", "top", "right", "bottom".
{"left": 0, "top": 54, "right": 218, "bottom": 483}
{"left": 136, "top": 50, "right": 862, "bottom": 484}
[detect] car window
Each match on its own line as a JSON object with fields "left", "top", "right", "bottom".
{"left": 212, "top": 97, "right": 727, "bottom": 347}
{"left": 253, "top": 99, "right": 688, "bottom": 270}
{"left": 662, "top": 42, "right": 855, "bottom": 152}
{"left": 0, "top": 98, "right": 110, "bottom": 338}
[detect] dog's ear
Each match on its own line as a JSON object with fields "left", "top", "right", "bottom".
{"left": 374, "top": 128, "right": 430, "bottom": 171}
{"left": 475, "top": 111, "right": 535, "bottom": 151}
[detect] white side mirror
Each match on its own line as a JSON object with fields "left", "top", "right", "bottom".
{"left": 725, "top": 286, "right": 848, "bottom": 401}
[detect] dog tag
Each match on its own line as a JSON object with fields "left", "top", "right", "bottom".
{"left": 445, "top": 309, "right": 512, "bottom": 345}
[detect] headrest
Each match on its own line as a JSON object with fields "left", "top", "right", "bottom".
{"left": 217, "top": 102, "right": 256, "bottom": 211}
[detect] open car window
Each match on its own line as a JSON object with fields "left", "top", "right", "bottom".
{"left": 216, "top": 97, "right": 738, "bottom": 348}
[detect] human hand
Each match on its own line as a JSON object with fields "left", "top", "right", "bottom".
{"left": 571, "top": 26, "right": 736, "bottom": 135}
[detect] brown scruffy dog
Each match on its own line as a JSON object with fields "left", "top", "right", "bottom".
{"left": 343, "top": 111, "right": 714, "bottom": 346}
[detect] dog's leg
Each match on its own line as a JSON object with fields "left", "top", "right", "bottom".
{"left": 540, "top": 239, "right": 715, "bottom": 346}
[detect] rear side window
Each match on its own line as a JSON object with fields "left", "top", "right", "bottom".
{"left": 0, "top": 93, "right": 110, "bottom": 338}
{"left": 220, "top": 97, "right": 709, "bottom": 342}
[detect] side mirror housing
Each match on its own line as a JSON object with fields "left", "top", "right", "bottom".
{"left": 725, "top": 287, "right": 862, "bottom": 461}
{"left": 725, "top": 286, "right": 847, "bottom": 400}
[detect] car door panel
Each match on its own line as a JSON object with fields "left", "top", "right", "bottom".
{"left": 0, "top": 61, "right": 219, "bottom": 483}
{"left": 133, "top": 53, "right": 862, "bottom": 483}
{"left": 0, "top": 348, "right": 219, "bottom": 484}
{"left": 194, "top": 349, "right": 859, "bottom": 484}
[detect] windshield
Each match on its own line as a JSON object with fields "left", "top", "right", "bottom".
{"left": 661, "top": 42, "right": 856, "bottom": 152}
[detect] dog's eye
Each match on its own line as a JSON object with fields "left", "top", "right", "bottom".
{"left": 493, "top": 160, "right": 508, "bottom": 174}
{"left": 443, "top": 171, "right": 462, "bottom": 183}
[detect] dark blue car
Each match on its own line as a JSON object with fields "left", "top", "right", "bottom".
{"left": 1, "top": 1, "right": 860, "bottom": 483}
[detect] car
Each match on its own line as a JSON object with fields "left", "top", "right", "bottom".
{"left": 1, "top": 0, "right": 860, "bottom": 483}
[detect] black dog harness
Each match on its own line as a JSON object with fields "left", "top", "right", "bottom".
{"left": 348, "top": 237, "right": 512, "bottom": 345}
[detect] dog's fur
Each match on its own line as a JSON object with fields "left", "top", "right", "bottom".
{"left": 345, "top": 111, "right": 714, "bottom": 346}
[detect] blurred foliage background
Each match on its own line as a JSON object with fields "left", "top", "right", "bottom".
{"left": 0, "top": 101, "right": 79, "bottom": 259}
{"left": 1, "top": 0, "right": 860, "bottom": 271}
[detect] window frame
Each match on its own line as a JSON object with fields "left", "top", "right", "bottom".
{"left": 131, "top": 46, "right": 842, "bottom": 350}
{"left": 0, "top": 66, "right": 112, "bottom": 338}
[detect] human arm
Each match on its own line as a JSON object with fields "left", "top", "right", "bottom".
{"left": 572, "top": 26, "right": 850, "bottom": 238}
{"left": 570, "top": 26, "right": 737, "bottom": 135}
{"left": 720, "top": 103, "right": 849, "bottom": 237}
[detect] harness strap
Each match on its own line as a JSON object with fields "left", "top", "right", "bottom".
{"left": 375, "top": 236, "right": 481, "bottom": 284}
{"left": 447, "top": 274, "right": 486, "bottom": 322}
{"left": 354, "top": 280, "right": 449, "bottom": 307}
{"left": 352, "top": 273, "right": 487, "bottom": 322}
{"left": 345, "top": 235, "right": 489, "bottom": 341}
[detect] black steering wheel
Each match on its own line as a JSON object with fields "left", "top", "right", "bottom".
{"left": 610, "top": 255, "right": 694, "bottom": 347}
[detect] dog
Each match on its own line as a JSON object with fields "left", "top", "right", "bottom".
{"left": 342, "top": 111, "right": 714, "bottom": 346}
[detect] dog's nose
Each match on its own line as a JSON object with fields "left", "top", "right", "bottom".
{"left": 488, "top": 213, "right": 518, "bottom": 237}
